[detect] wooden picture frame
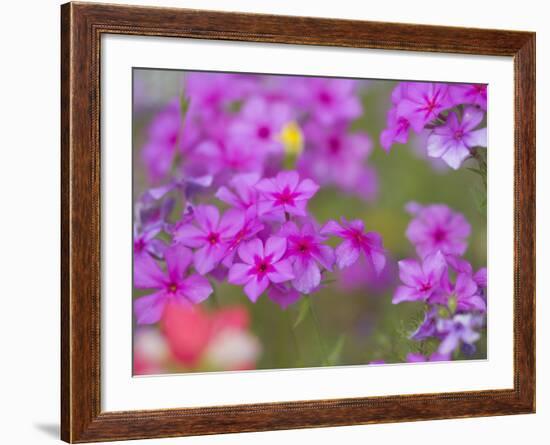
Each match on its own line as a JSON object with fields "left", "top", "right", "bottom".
{"left": 61, "top": 2, "right": 535, "bottom": 442}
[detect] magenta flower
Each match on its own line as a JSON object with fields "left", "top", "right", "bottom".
{"left": 133, "top": 245, "right": 213, "bottom": 324}
{"left": 302, "top": 78, "right": 362, "bottom": 125}
{"left": 396, "top": 82, "right": 451, "bottom": 133}
{"left": 192, "top": 139, "right": 265, "bottom": 176}
{"left": 427, "top": 107, "right": 487, "bottom": 169}
{"left": 321, "top": 218, "right": 386, "bottom": 273}
{"left": 215, "top": 173, "right": 261, "bottom": 213}
{"left": 278, "top": 221, "right": 335, "bottom": 294}
{"left": 268, "top": 283, "right": 302, "bottom": 309}
{"left": 173, "top": 205, "right": 240, "bottom": 275}
{"left": 228, "top": 237, "right": 294, "bottom": 302}
{"left": 406, "top": 203, "right": 471, "bottom": 259}
{"left": 141, "top": 101, "right": 182, "bottom": 183}
{"left": 438, "top": 272, "right": 486, "bottom": 312}
{"left": 393, "top": 251, "right": 447, "bottom": 304}
{"left": 380, "top": 107, "right": 412, "bottom": 152}
{"left": 256, "top": 171, "right": 319, "bottom": 218}
{"left": 230, "top": 96, "right": 292, "bottom": 154}
{"left": 449, "top": 83, "right": 487, "bottom": 110}
{"left": 299, "top": 124, "right": 377, "bottom": 200}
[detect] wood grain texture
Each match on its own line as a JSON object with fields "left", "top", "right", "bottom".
{"left": 60, "top": 2, "right": 536, "bottom": 442}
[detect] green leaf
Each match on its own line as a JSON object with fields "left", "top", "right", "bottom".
{"left": 328, "top": 335, "right": 346, "bottom": 365}
{"left": 293, "top": 297, "right": 310, "bottom": 329}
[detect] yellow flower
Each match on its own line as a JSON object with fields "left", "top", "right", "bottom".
{"left": 279, "top": 121, "right": 304, "bottom": 157}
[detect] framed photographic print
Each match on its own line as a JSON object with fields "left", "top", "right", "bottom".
{"left": 61, "top": 2, "right": 535, "bottom": 442}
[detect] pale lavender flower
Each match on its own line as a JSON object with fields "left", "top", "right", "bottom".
{"left": 437, "top": 314, "right": 484, "bottom": 355}
{"left": 406, "top": 352, "right": 450, "bottom": 362}
{"left": 228, "top": 237, "right": 294, "bottom": 302}
{"left": 427, "top": 107, "right": 487, "bottom": 169}
{"left": 321, "top": 218, "right": 386, "bottom": 273}
{"left": 406, "top": 203, "right": 471, "bottom": 259}
{"left": 133, "top": 245, "right": 212, "bottom": 324}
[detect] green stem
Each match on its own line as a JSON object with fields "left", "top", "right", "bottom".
{"left": 308, "top": 296, "right": 329, "bottom": 366}
{"left": 286, "top": 310, "right": 302, "bottom": 366}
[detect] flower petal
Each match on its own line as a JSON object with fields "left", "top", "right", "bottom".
{"left": 244, "top": 276, "right": 269, "bottom": 302}
{"left": 397, "top": 258, "right": 423, "bottom": 287}
{"left": 335, "top": 240, "right": 360, "bottom": 269}
{"left": 276, "top": 171, "right": 299, "bottom": 191}
{"left": 291, "top": 257, "right": 320, "bottom": 294}
{"left": 194, "top": 205, "right": 220, "bottom": 232}
{"left": 267, "top": 259, "right": 295, "bottom": 283}
{"left": 194, "top": 244, "right": 221, "bottom": 275}
{"left": 173, "top": 223, "right": 205, "bottom": 247}
{"left": 393, "top": 285, "right": 422, "bottom": 304}
{"left": 264, "top": 236, "right": 287, "bottom": 263}
{"left": 295, "top": 178, "right": 319, "bottom": 200}
{"left": 228, "top": 263, "right": 253, "bottom": 285}
{"left": 134, "top": 291, "right": 167, "bottom": 325}
{"left": 461, "top": 106, "right": 485, "bottom": 131}
{"left": 134, "top": 254, "right": 165, "bottom": 289}
{"left": 238, "top": 238, "right": 264, "bottom": 264}
{"left": 164, "top": 244, "right": 193, "bottom": 282}
{"left": 180, "top": 274, "right": 213, "bottom": 304}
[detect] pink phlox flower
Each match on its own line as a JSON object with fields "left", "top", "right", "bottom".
{"left": 321, "top": 218, "right": 386, "bottom": 274}
{"left": 133, "top": 244, "right": 213, "bottom": 324}
{"left": 228, "top": 237, "right": 294, "bottom": 302}
{"left": 255, "top": 171, "right": 319, "bottom": 218}
{"left": 392, "top": 251, "right": 447, "bottom": 304}
{"left": 215, "top": 173, "right": 262, "bottom": 213}
{"left": 395, "top": 82, "right": 452, "bottom": 133}
{"left": 230, "top": 96, "right": 293, "bottom": 154}
{"left": 173, "top": 205, "right": 241, "bottom": 274}
{"left": 278, "top": 221, "right": 335, "bottom": 294}
{"left": 405, "top": 203, "right": 471, "bottom": 259}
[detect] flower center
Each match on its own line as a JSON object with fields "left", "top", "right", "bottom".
{"left": 318, "top": 91, "right": 333, "bottom": 105}
{"left": 328, "top": 136, "right": 341, "bottom": 153}
{"left": 207, "top": 232, "right": 220, "bottom": 245}
{"left": 419, "top": 282, "right": 432, "bottom": 292}
{"left": 167, "top": 282, "right": 178, "bottom": 293}
{"left": 454, "top": 129, "right": 464, "bottom": 141}
{"left": 432, "top": 227, "right": 447, "bottom": 243}
{"left": 134, "top": 237, "right": 145, "bottom": 253}
{"left": 257, "top": 125, "right": 271, "bottom": 140}
{"left": 274, "top": 187, "right": 296, "bottom": 206}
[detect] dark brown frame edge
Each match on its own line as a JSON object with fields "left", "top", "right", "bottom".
{"left": 61, "top": 1, "right": 535, "bottom": 442}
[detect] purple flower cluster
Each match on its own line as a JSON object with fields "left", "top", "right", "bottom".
{"left": 140, "top": 73, "right": 377, "bottom": 200}
{"left": 134, "top": 168, "right": 386, "bottom": 321}
{"left": 380, "top": 82, "right": 487, "bottom": 170}
{"left": 393, "top": 202, "right": 487, "bottom": 357}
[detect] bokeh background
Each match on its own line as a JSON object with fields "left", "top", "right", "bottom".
{"left": 132, "top": 69, "right": 487, "bottom": 374}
